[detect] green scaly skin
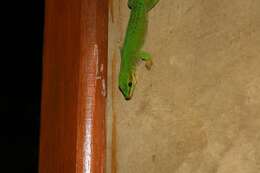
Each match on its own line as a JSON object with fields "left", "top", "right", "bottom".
{"left": 119, "top": 0, "right": 159, "bottom": 100}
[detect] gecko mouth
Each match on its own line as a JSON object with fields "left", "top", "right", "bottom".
{"left": 125, "top": 95, "right": 132, "bottom": 100}
{"left": 123, "top": 92, "right": 133, "bottom": 100}
{"left": 119, "top": 87, "right": 132, "bottom": 100}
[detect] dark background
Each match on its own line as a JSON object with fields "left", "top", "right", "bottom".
{"left": 1, "top": 0, "right": 44, "bottom": 172}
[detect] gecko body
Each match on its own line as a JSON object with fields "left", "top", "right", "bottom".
{"left": 119, "top": 0, "right": 159, "bottom": 100}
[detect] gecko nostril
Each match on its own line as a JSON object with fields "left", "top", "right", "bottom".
{"left": 128, "top": 82, "right": 133, "bottom": 87}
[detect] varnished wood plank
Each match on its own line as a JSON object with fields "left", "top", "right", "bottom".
{"left": 39, "top": 0, "right": 107, "bottom": 172}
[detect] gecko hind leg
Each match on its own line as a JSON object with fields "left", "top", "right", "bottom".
{"left": 139, "top": 51, "right": 153, "bottom": 70}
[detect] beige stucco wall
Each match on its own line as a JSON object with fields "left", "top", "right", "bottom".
{"left": 107, "top": 0, "right": 260, "bottom": 172}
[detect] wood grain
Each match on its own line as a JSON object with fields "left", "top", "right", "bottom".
{"left": 39, "top": 0, "right": 107, "bottom": 172}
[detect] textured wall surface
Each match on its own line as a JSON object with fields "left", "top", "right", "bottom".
{"left": 107, "top": 0, "right": 260, "bottom": 172}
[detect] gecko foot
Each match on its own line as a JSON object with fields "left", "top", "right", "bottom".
{"left": 145, "top": 59, "right": 153, "bottom": 70}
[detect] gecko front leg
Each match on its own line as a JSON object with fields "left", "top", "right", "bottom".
{"left": 139, "top": 51, "right": 153, "bottom": 70}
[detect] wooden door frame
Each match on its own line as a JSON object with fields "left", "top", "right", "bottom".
{"left": 39, "top": 0, "right": 108, "bottom": 172}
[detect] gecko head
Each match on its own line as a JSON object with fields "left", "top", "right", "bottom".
{"left": 119, "top": 72, "right": 136, "bottom": 100}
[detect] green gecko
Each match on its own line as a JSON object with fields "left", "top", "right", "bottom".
{"left": 119, "top": 0, "right": 160, "bottom": 100}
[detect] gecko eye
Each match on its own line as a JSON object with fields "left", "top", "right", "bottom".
{"left": 128, "top": 82, "right": 133, "bottom": 87}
